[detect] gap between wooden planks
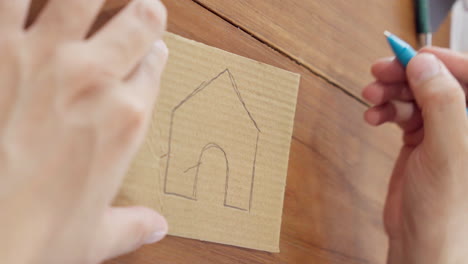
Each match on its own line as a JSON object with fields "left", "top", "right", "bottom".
{"left": 193, "top": 0, "right": 451, "bottom": 102}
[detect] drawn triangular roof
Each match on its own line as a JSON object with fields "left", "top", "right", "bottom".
{"left": 172, "top": 69, "right": 261, "bottom": 132}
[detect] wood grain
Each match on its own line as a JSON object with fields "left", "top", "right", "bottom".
{"left": 194, "top": 0, "right": 451, "bottom": 99}
{"left": 96, "top": 1, "right": 402, "bottom": 263}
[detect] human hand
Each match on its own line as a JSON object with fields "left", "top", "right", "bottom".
{"left": 363, "top": 48, "right": 468, "bottom": 264}
{"left": 0, "top": 0, "right": 168, "bottom": 263}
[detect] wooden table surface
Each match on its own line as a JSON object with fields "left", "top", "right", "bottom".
{"left": 58, "top": 1, "right": 450, "bottom": 263}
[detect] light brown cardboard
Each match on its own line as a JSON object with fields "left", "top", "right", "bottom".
{"left": 116, "top": 33, "right": 300, "bottom": 252}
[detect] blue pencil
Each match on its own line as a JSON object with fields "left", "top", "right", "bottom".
{"left": 383, "top": 31, "right": 468, "bottom": 115}
{"left": 384, "top": 31, "right": 417, "bottom": 67}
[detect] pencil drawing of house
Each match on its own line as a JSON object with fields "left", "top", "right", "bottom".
{"left": 163, "top": 69, "right": 260, "bottom": 212}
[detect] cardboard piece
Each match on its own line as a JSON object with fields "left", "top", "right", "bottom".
{"left": 116, "top": 33, "right": 300, "bottom": 252}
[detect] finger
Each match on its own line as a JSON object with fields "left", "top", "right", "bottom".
{"left": 364, "top": 101, "right": 420, "bottom": 129}
{"left": 420, "top": 47, "right": 468, "bottom": 83}
{"left": 29, "top": 0, "right": 106, "bottom": 42}
{"left": 125, "top": 40, "right": 168, "bottom": 101}
{"left": 364, "top": 104, "right": 393, "bottom": 126}
{"left": 397, "top": 106, "right": 423, "bottom": 133}
{"left": 0, "top": 0, "right": 31, "bottom": 30}
{"left": 371, "top": 57, "right": 407, "bottom": 83}
{"left": 89, "top": 41, "right": 168, "bottom": 202}
{"left": 362, "top": 81, "right": 413, "bottom": 104}
{"left": 88, "top": 0, "right": 167, "bottom": 78}
{"left": 97, "top": 206, "right": 168, "bottom": 262}
{"left": 407, "top": 53, "right": 468, "bottom": 149}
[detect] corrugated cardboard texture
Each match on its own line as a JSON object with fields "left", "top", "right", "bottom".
{"left": 116, "top": 33, "right": 300, "bottom": 252}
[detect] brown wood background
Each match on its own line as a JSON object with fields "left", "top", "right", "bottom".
{"left": 30, "top": 1, "right": 451, "bottom": 263}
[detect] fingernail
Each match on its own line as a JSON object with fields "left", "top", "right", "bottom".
{"left": 365, "top": 109, "right": 381, "bottom": 126}
{"left": 154, "top": 40, "right": 168, "bottom": 55}
{"left": 144, "top": 230, "right": 167, "bottom": 244}
{"left": 409, "top": 53, "right": 442, "bottom": 84}
{"left": 143, "top": 214, "right": 168, "bottom": 244}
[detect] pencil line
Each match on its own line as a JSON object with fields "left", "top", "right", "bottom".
{"left": 248, "top": 132, "right": 260, "bottom": 212}
{"left": 224, "top": 204, "right": 248, "bottom": 211}
{"left": 163, "top": 69, "right": 259, "bottom": 212}
{"left": 165, "top": 192, "right": 197, "bottom": 200}
{"left": 184, "top": 162, "right": 202, "bottom": 173}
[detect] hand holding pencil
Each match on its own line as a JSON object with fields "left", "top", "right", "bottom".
{"left": 363, "top": 34, "right": 468, "bottom": 263}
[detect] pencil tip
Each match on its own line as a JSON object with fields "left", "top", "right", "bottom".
{"left": 384, "top": 30, "right": 392, "bottom": 37}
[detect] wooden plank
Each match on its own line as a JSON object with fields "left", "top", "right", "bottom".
{"left": 194, "top": 0, "right": 451, "bottom": 99}
{"left": 93, "top": 1, "right": 402, "bottom": 263}
{"left": 433, "top": 14, "right": 451, "bottom": 48}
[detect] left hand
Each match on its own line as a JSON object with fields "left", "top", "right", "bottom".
{"left": 0, "top": 0, "right": 168, "bottom": 263}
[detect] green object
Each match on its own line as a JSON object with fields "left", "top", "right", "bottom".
{"left": 415, "top": 0, "right": 432, "bottom": 46}
{"left": 415, "top": 0, "right": 432, "bottom": 34}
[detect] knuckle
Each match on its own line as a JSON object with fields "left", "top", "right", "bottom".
{"left": 54, "top": 47, "right": 115, "bottom": 112}
{"left": 56, "top": 48, "right": 112, "bottom": 84}
{"left": 135, "top": 0, "right": 167, "bottom": 30}
{"left": 113, "top": 95, "right": 147, "bottom": 136}
{"left": 106, "top": 37, "right": 134, "bottom": 66}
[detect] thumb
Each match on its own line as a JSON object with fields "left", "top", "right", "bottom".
{"left": 407, "top": 53, "right": 467, "bottom": 150}
{"left": 420, "top": 47, "right": 468, "bottom": 83}
{"left": 96, "top": 206, "right": 168, "bottom": 262}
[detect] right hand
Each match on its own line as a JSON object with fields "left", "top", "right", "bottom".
{"left": 363, "top": 48, "right": 468, "bottom": 264}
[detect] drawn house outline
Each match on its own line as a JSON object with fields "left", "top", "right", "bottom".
{"left": 163, "top": 69, "right": 261, "bottom": 212}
